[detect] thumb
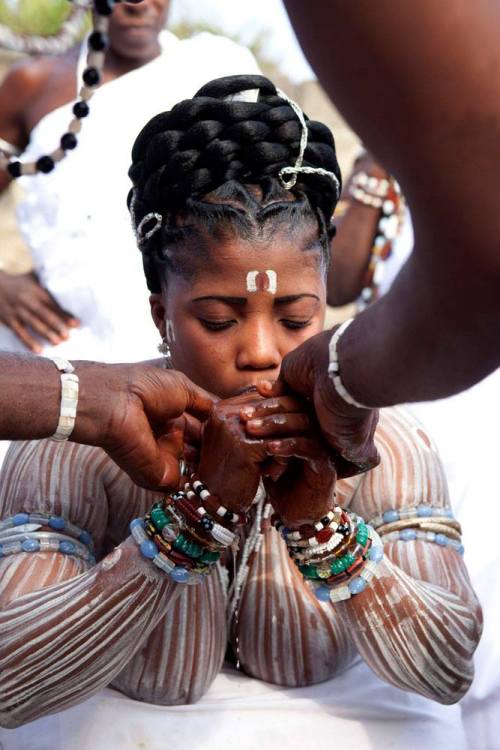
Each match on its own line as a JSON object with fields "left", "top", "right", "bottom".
{"left": 134, "top": 369, "right": 216, "bottom": 425}
{"left": 279, "top": 329, "right": 332, "bottom": 398}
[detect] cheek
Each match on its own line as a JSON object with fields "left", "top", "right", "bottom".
{"left": 169, "top": 318, "right": 236, "bottom": 393}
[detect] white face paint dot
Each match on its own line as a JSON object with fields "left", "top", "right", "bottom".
{"left": 246, "top": 270, "right": 278, "bottom": 295}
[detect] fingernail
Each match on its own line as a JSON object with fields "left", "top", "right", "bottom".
{"left": 248, "top": 418, "right": 263, "bottom": 428}
{"left": 241, "top": 407, "right": 255, "bottom": 419}
{"left": 268, "top": 441, "right": 281, "bottom": 451}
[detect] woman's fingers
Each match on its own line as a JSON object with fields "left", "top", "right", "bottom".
{"left": 265, "top": 437, "right": 328, "bottom": 468}
{"left": 245, "top": 411, "right": 311, "bottom": 438}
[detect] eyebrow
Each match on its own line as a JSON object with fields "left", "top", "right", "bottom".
{"left": 191, "top": 294, "right": 320, "bottom": 305}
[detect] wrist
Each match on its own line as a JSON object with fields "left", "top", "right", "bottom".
{"left": 70, "top": 360, "right": 124, "bottom": 447}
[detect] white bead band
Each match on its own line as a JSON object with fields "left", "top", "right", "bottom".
{"left": 327, "top": 319, "right": 370, "bottom": 410}
{"left": 49, "top": 357, "right": 79, "bottom": 442}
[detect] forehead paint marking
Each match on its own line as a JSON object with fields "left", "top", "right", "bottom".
{"left": 165, "top": 319, "right": 176, "bottom": 344}
{"left": 246, "top": 270, "right": 278, "bottom": 295}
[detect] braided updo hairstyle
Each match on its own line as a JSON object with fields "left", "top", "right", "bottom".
{"left": 128, "top": 74, "right": 342, "bottom": 293}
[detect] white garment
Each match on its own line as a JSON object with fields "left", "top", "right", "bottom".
{"left": 0, "top": 661, "right": 467, "bottom": 750}
{"left": 0, "top": 31, "right": 259, "bottom": 363}
{"left": 366, "top": 210, "right": 500, "bottom": 749}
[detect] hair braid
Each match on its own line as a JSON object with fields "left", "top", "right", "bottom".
{"left": 128, "top": 74, "right": 341, "bottom": 292}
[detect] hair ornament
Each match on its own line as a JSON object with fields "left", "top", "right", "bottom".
{"left": 276, "top": 87, "right": 340, "bottom": 199}
{"left": 134, "top": 212, "right": 163, "bottom": 247}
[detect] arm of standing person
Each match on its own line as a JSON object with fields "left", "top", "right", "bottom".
{"left": 284, "top": 0, "right": 500, "bottom": 404}
{"left": 0, "top": 353, "right": 215, "bottom": 489}
{"left": 327, "top": 153, "right": 390, "bottom": 306}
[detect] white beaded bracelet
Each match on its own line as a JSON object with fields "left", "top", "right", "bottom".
{"left": 327, "top": 318, "right": 369, "bottom": 410}
{"left": 49, "top": 357, "right": 79, "bottom": 442}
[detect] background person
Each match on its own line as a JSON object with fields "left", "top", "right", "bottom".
{"left": 0, "top": 0, "right": 258, "bottom": 360}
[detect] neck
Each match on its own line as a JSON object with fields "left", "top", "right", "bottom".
{"left": 103, "top": 41, "right": 162, "bottom": 79}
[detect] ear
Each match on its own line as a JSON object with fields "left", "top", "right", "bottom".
{"left": 149, "top": 294, "right": 166, "bottom": 339}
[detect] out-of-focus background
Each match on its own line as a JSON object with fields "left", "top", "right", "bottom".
{"left": 0, "top": 0, "right": 360, "bottom": 281}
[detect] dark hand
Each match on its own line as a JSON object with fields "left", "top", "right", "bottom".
{"left": 240, "top": 394, "right": 336, "bottom": 526}
{"left": 72, "top": 362, "right": 215, "bottom": 490}
{"left": 258, "top": 329, "right": 380, "bottom": 477}
{"left": 0, "top": 270, "right": 79, "bottom": 352}
{"left": 197, "top": 392, "right": 279, "bottom": 513}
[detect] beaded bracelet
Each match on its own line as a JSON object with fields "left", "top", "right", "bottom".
{"left": 368, "top": 504, "right": 455, "bottom": 529}
{"left": 314, "top": 527, "right": 384, "bottom": 603}
{"left": 328, "top": 319, "right": 370, "bottom": 410}
{"left": 0, "top": 512, "right": 94, "bottom": 552}
{"left": 190, "top": 477, "right": 247, "bottom": 526}
{"left": 0, "top": 531, "right": 95, "bottom": 565}
{"left": 130, "top": 477, "right": 241, "bottom": 585}
{"left": 355, "top": 177, "right": 404, "bottom": 309}
{"left": 380, "top": 528, "right": 464, "bottom": 555}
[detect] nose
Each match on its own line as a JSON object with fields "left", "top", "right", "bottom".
{"left": 236, "top": 317, "right": 281, "bottom": 373}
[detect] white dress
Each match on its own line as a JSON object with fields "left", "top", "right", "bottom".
{"left": 0, "top": 31, "right": 259, "bottom": 363}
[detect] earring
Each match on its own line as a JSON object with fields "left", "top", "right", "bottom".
{"left": 158, "top": 339, "right": 173, "bottom": 369}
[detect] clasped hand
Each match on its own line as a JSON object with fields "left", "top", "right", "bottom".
{"left": 197, "top": 389, "right": 337, "bottom": 527}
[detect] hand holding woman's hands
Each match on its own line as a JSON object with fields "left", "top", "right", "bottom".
{"left": 241, "top": 395, "right": 337, "bottom": 526}
{"left": 260, "top": 329, "right": 380, "bottom": 478}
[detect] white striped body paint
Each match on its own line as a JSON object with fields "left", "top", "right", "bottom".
{"left": 246, "top": 270, "right": 278, "bottom": 294}
{"left": 0, "top": 407, "right": 481, "bottom": 727}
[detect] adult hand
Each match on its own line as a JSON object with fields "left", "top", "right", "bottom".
{"left": 197, "top": 391, "right": 288, "bottom": 513}
{"left": 256, "top": 329, "right": 380, "bottom": 478}
{"left": 72, "top": 361, "right": 216, "bottom": 490}
{"left": 0, "top": 270, "right": 79, "bottom": 352}
{"left": 240, "top": 395, "right": 337, "bottom": 526}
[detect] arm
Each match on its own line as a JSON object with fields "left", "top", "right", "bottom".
{"left": 240, "top": 406, "right": 481, "bottom": 701}
{"left": 343, "top": 409, "right": 481, "bottom": 703}
{"left": 0, "top": 60, "right": 43, "bottom": 193}
{"left": 0, "top": 439, "right": 182, "bottom": 728}
{"left": 0, "top": 354, "right": 214, "bottom": 489}
{"left": 285, "top": 0, "right": 500, "bottom": 402}
{"left": 328, "top": 155, "right": 389, "bottom": 306}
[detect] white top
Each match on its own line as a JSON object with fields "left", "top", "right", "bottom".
{"left": 0, "top": 31, "right": 259, "bottom": 362}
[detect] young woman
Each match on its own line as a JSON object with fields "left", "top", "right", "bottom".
{"left": 0, "top": 75, "right": 481, "bottom": 750}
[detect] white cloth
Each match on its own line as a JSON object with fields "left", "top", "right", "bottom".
{"left": 0, "top": 31, "right": 259, "bottom": 363}
{"left": 0, "top": 661, "right": 467, "bottom": 750}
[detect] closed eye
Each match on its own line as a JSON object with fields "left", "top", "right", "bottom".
{"left": 198, "top": 318, "right": 236, "bottom": 331}
{"left": 281, "top": 318, "right": 313, "bottom": 330}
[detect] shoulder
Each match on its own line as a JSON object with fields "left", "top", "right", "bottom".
{"left": 1, "top": 55, "right": 57, "bottom": 95}
{"left": 352, "top": 406, "right": 450, "bottom": 517}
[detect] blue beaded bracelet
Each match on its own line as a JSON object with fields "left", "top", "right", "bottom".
{"left": 0, "top": 512, "right": 94, "bottom": 552}
{"left": 129, "top": 518, "right": 203, "bottom": 586}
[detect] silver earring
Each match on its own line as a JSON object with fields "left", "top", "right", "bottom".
{"left": 158, "top": 339, "right": 173, "bottom": 369}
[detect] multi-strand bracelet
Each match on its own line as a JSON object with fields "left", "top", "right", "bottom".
{"left": 368, "top": 504, "right": 464, "bottom": 555}
{"left": 0, "top": 512, "right": 95, "bottom": 565}
{"left": 274, "top": 508, "right": 384, "bottom": 604}
{"left": 354, "top": 176, "right": 403, "bottom": 309}
{"left": 130, "top": 475, "right": 247, "bottom": 586}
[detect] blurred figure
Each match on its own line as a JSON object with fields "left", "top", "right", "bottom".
{"left": 0, "top": 1, "right": 258, "bottom": 359}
